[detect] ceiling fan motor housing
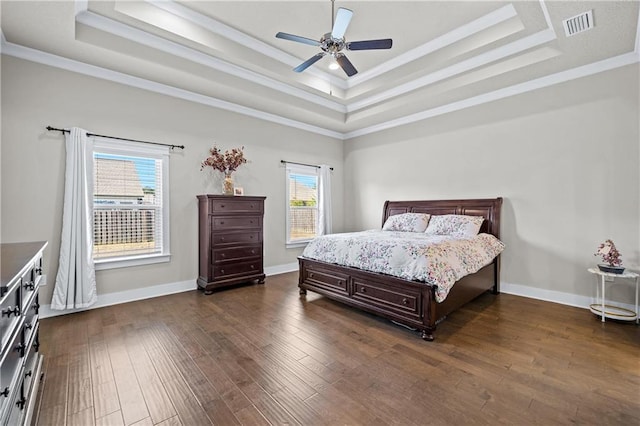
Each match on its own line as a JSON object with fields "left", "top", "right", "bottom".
{"left": 321, "top": 33, "right": 346, "bottom": 55}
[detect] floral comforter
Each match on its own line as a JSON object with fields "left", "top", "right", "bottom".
{"left": 301, "top": 230, "right": 505, "bottom": 302}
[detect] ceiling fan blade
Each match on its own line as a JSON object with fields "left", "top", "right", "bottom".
{"left": 336, "top": 54, "right": 357, "bottom": 77}
{"left": 276, "top": 32, "right": 320, "bottom": 47}
{"left": 293, "top": 53, "right": 326, "bottom": 73}
{"left": 331, "top": 8, "right": 353, "bottom": 39}
{"left": 347, "top": 39, "right": 393, "bottom": 50}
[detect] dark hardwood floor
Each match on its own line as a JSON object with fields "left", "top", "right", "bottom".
{"left": 35, "top": 272, "right": 639, "bottom": 425}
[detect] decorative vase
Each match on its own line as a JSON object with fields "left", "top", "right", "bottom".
{"left": 223, "top": 173, "right": 234, "bottom": 195}
{"left": 597, "top": 264, "right": 625, "bottom": 274}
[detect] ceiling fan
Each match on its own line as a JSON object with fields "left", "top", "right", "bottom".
{"left": 275, "top": 0, "right": 393, "bottom": 77}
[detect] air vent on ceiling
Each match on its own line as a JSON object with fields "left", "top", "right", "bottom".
{"left": 562, "top": 10, "right": 594, "bottom": 37}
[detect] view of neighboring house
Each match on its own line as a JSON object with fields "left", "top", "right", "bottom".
{"left": 94, "top": 157, "right": 145, "bottom": 204}
{"left": 93, "top": 157, "right": 157, "bottom": 258}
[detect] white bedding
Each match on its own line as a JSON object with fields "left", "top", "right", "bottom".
{"left": 301, "top": 230, "right": 505, "bottom": 302}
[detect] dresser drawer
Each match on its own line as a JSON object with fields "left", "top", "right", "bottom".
{"left": 22, "top": 325, "right": 39, "bottom": 404}
{"left": 212, "top": 245, "right": 262, "bottom": 264}
{"left": 352, "top": 277, "right": 422, "bottom": 319}
{"left": 0, "top": 284, "right": 21, "bottom": 353}
{"left": 210, "top": 198, "right": 264, "bottom": 214}
{"left": 211, "top": 216, "right": 262, "bottom": 230}
{"left": 302, "top": 266, "right": 350, "bottom": 297}
{"left": 212, "top": 231, "right": 261, "bottom": 245}
{"left": 0, "top": 325, "right": 24, "bottom": 416}
{"left": 22, "top": 294, "right": 38, "bottom": 350}
{"left": 20, "top": 263, "right": 38, "bottom": 313}
{"left": 213, "top": 260, "right": 263, "bottom": 279}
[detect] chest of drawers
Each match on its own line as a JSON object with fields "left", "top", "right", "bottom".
{"left": 197, "top": 195, "right": 266, "bottom": 294}
{"left": 0, "top": 241, "right": 46, "bottom": 426}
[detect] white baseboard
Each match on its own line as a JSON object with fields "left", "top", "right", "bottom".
{"left": 39, "top": 262, "right": 301, "bottom": 319}
{"left": 264, "top": 262, "right": 299, "bottom": 276}
{"left": 39, "top": 264, "right": 635, "bottom": 319}
{"left": 501, "top": 281, "right": 637, "bottom": 312}
{"left": 39, "top": 280, "right": 196, "bottom": 319}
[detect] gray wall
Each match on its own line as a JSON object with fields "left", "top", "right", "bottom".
{"left": 344, "top": 64, "right": 640, "bottom": 304}
{"left": 1, "top": 56, "right": 344, "bottom": 304}
{"left": 3, "top": 53, "right": 638, "bottom": 310}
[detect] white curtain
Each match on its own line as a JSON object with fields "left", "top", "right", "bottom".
{"left": 318, "top": 165, "right": 332, "bottom": 235}
{"left": 51, "top": 128, "right": 97, "bottom": 310}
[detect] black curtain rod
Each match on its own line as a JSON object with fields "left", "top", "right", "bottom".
{"left": 46, "top": 126, "right": 185, "bottom": 150}
{"left": 281, "top": 160, "right": 333, "bottom": 171}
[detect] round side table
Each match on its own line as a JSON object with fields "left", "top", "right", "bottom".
{"left": 587, "top": 268, "right": 639, "bottom": 323}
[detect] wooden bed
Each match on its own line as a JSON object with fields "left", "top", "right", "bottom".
{"left": 298, "top": 198, "right": 503, "bottom": 341}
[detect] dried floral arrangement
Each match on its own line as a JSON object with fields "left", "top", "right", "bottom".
{"left": 201, "top": 145, "right": 247, "bottom": 176}
{"left": 594, "top": 239, "right": 622, "bottom": 267}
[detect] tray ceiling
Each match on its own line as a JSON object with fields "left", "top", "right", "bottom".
{"left": 1, "top": 1, "right": 639, "bottom": 139}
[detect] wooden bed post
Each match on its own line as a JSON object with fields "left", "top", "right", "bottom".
{"left": 421, "top": 287, "right": 436, "bottom": 341}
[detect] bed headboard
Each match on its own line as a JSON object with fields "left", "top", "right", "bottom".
{"left": 382, "top": 198, "right": 503, "bottom": 239}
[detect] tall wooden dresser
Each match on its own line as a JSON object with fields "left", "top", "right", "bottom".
{"left": 0, "top": 241, "right": 46, "bottom": 426}
{"left": 197, "top": 195, "right": 266, "bottom": 294}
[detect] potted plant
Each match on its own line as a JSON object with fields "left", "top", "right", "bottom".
{"left": 594, "top": 239, "right": 625, "bottom": 274}
{"left": 201, "top": 145, "right": 247, "bottom": 195}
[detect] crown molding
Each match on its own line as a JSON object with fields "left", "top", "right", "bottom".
{"left": 347, "top": 28, "right": 556, "bottom": 113}
{"left": 344, "top": 51, "right": 639, "bottom": 139}
{"left": 76, "top": 10, "right": 348, "bottom": 113}
{"left": 76, "top": 1, "right": 556, "bottom": 116}
{"left": 145, "top": 0, "right": 348, "bottom": 91}
{"left": 3, "top": 0, "right": 639, "bottom": 141}
{"left": 0, "top": 39, "right": 344, "bottom": 139}
{"left": 4, "top": 36, "right": 637, "bottom": 142}
{"left": 346, "top": 3, "right": 518, "bottom": 88}
{"left": 538, "top": 0, "right": 556, "bottom": 38}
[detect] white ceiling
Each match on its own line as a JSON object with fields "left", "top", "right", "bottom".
{"left": 2, "top": 1, "right": 639, "bottom": 139}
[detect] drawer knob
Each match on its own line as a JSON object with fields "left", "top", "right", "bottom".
{"left": 250, "top": 204, "right": 254, "bottom": 209}
{"left": 16, "top": 396, "right": 26, "bottom": 409}
{"left": 33, "top": 341, "right": 40, "bottom": 351}
{"left": 220, "top": 221, "right": 225, "bottom": 225}
{"left": 221, "top": 237, "right": 225, "bottom": 241}
{"left": 221, "top": 254, "right": 226, "bottom": 258}
{"left": 402, "top": 298, "right": 409, "bottom": 305}
{"left": 250, "top": 236, "right": 254, "bottom": 239}
{"left": 250, "top": 220, "right": 254, "bottom": 224}
{"left": 250, "top": 265, "right": 255, "bottom": 269}
{"left": 24, "top": 370, "right": 32, "bottom": 378}
{"left": 251, "top": 250, "right": 255, "bottom": 254}
{"left": 24, "top": 281, "right": 35, "bottom": 291}
{"left": 221, "top": 205, "right": 225, "bottom": 208}
{"left": 309, "top": 273, "right": 314, "bottom": 278}
{"left": 33, "top": 303, "right": 40, "bottom": 314}
{"left": 2, "top": 306, "right": 20, "bottom": 318}
{"left": 361, "top": 287, "right": 366, "bottom": 293}
{"left": 0, "top": 387, "right": 9, "bottom": 398}
{"left": 35, "top": 267, "right": 42, "bottom": 274}
{"left": 338, "top": 280, "right": 344, "bottom": 285}
{"left": 220, "top": 269, "right": 225, "bottom": 274}
{"left": 14, "top": 343, "right": 24, "bottom": 354}
{"left": 25, "top": 322, "right": 33, "bottom": 330}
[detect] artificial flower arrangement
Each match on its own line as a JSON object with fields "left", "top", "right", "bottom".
{"left": 201, "top": 145, "right": 247, "bottom": 175}
{"left": 594, "top": 239, "right": 624, "bottom": 273}
{"left": 201, "top": 145, "right": 247, "bottom": 194}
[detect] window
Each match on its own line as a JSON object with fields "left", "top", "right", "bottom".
{"left": 286, "top": 164, "right": 319, "bottom": 246}
{"left": 92, "top": 138, "right": 170, "bottom": 269}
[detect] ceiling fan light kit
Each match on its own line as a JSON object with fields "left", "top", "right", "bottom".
{"left": 275, "top": 0, "right": 392, "bottom": 77}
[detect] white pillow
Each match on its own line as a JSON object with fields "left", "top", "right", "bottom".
{"left": 425, "top": 214, "right": 484, "bottom": 238}
{"left": 382, "top": 213, "right": 431, "bottom": 232}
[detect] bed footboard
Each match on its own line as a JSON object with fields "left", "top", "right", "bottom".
{"left": 298, "top": 257, "right": 497, "bottom": 341}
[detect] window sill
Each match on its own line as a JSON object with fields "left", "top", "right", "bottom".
{"left": 94, "top": 253, "right": 171, "bottom": 270}
{"left": 286, "top": 241, "right": 311, "bottom": 249}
